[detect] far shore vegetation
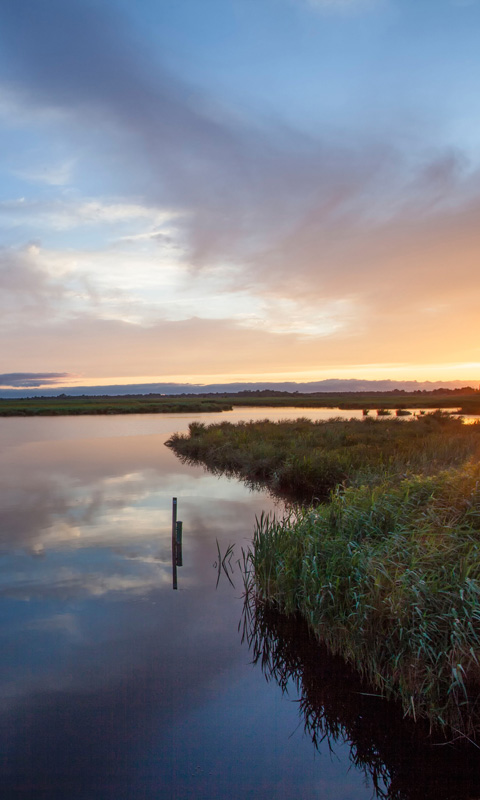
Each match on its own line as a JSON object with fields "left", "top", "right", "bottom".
{"left": 0, "top": 395, "right": 234, "bottom": 416}
{"left": 167, "top": 412, "right": 480, "bottom": 739}
{"left": 0, "top": 386, "right": 479, "bottom": 416}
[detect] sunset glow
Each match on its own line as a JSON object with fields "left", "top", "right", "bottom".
{"left": 1, "top": 0, "right": 480, "bottom": 392}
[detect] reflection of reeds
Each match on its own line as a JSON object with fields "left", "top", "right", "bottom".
{"left": 214, "top": 540, "right": 236, "bottom": 588}
{"left": 242, "top": 599, "right": 480, "bottom": 800}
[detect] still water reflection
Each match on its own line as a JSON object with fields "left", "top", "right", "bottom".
{"left": 0, "top": 412, "right": 477, "bottom": 799}
{"left": 244, "top": 602, "right": 480, "bottom": 800}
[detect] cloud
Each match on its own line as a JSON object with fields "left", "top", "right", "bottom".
{"left": 0, "top": 0, "right": 473, "bottom": 275}
{"left": 1, "top": 0, "right": 480, "bottom": 380}
{"left": 0, "top": 240, "right": 176, "bottom": 330}
{"left": 0, "top": 196, "right": 179, "bottom": 233}
{"left": 12, "top": 158, "right": 76, "bottom": 186}
{"left": 0, "top": 372, "right": 75, "bottom": 388}
{"left": 0, "top": 0, "right": 397, "bottom": 269}
{"left": 0, "top": 298, "right": 476, "bottom": 385}
{"left": 25, "top": 613, "right": 80, "bottom": 638}
{"left": 0, "top": 245, "right": 67, "bottom": 323}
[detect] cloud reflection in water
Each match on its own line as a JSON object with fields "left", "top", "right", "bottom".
{"left": 0, "top": 418, "right": 375, "bottom": 799}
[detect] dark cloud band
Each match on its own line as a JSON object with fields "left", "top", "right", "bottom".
{"left": 0, "top": 373, "right": 74, "bottom": 388}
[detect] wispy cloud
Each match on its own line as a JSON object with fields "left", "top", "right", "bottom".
{"left": 12, "top": 159, "right": 76, "bottom": 186}
{"left": 0, "top": 196, "right": 179, "bottom": 232}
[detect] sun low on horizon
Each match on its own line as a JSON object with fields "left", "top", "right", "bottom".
{"left": 1, "top": 0, "right": 480, "bottom": 394}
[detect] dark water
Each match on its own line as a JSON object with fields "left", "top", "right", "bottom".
{"left": 0, "top": 414, "right": 479, "bottom": 799}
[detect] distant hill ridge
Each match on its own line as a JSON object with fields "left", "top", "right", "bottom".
{"left": 0, "top": 378, "right": 478, "bottom": 398}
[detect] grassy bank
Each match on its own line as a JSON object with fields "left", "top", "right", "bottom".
{"left": 169, "top": 414, "right": 480, "bottom": 735}
{"left": 0, "top": 396, "right": 233, "bottom": 416}
{"left": 1, "top": 387, "right": 479, "bottom": 416}
{"left": 250, "top": 465, "right": 480, "bottom": 734}
{"left": 167, "top": 413, "right": 480, "bottom": 501}
{"left": 213, "top": 388, "right": 480, "bottom": 411}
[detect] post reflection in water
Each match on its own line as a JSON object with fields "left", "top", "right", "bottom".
{"left": 241, "top": 597, "right": 480, "bottom": 800}
{"left": 171, "top": 497, "right": 184, "bottom": 590}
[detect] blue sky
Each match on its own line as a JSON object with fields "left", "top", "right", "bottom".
{"left": 1, "top": 0, "right": 480, "bottom": 390}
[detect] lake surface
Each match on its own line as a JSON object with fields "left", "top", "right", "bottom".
{"left": 1, "top": 410, "right": 478, "bottom": 799}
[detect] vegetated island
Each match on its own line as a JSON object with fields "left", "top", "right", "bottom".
{"left": 0, "top": 386, "right": 479, "bottom": 416}
{"left": 167, "top": 411, "right": 480, "bottom": 740}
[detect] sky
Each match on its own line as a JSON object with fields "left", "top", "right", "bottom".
{"left": 1, "top": 0, "right": 480, "bottom": 392}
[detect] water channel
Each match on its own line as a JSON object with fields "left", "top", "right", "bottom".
{"left": 1, "top": 409, "right": 479, "bottom": 799}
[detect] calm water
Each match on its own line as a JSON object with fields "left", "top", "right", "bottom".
{"left": 0, "top": 410, "right": 478, "bottom": 799}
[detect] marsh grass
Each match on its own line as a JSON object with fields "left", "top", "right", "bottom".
{"left": 249, "top": 462, "right": 480, "bottom": 735}
{"left": 167, "top": 413, "right": 480, "bottom": 502}
{"left": 0, "top": 396, "right": 233, "bottom": 416}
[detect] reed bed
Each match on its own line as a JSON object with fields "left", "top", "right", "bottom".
{"left": 250, "top": 463, "right": 480, "bottom": 735}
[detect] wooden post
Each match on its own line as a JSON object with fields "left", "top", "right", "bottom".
{"left": 176, "top": 521, "right": 183, "bottom": 566}
{"left": 172, "top": 497, "right": 178, "bottom": 590}
{"left": 172, "top": 497, "right": 177, "bottom": 538}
